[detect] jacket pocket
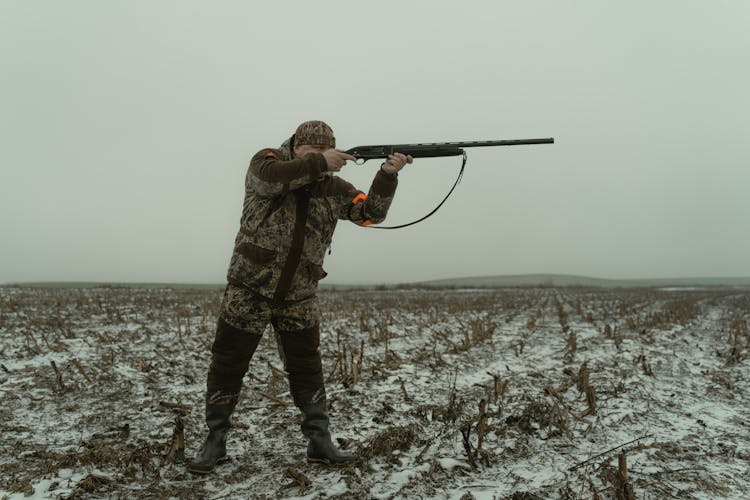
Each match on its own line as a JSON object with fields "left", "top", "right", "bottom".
{"left": 237, "top": 242, "right": 276, "bottom": 265}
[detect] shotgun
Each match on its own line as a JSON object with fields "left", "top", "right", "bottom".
{"left": 345, "top": 138, "right": 554, "bottom": 163}
{"left": 345, "top": 137, "right": 554, "bottom": 228}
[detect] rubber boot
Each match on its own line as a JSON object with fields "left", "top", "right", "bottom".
{"left": 301, "top": 402, "right": 356, "bottom": 465}
{"left": 187, "top": 399, "right": 237, "bottom": 474}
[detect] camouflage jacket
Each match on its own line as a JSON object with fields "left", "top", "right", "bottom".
{"left": 226, "top": 138, "right": 398, "bottom": 303}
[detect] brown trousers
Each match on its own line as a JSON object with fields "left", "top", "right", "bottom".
{"left": 206, "top": 285, "right": 324, "bottom": 408}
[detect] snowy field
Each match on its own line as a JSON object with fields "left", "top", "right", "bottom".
{"left": 0, "top": 285, "right": 748, "bottom": 499}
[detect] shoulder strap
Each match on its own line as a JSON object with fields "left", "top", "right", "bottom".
{"left": 366, "top": 152, "right": 467, "bottom": 230}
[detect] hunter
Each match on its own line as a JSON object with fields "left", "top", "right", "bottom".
{"left": 189, "top": 120, "right": 413, "bottom": 473}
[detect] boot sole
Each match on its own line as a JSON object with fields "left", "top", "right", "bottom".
{"left": 187, "top": 456, "right": 229, "bottom": 475}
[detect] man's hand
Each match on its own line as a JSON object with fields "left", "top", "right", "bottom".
{"left": 322, "top": 149, "right": 356, "bottom": 172}
{"left": 381, "top": 152, "right": 414, "bottom": 175}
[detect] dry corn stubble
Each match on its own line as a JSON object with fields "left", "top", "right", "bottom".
{"left": 1, "top": 285, "right": 748, "bottom": 498}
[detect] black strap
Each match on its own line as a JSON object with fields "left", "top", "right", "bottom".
{"left": 366, "top": 151, "right": 467, "bottom": 230}
{"left": 273, "top": 188, "right": 310, "bottom": 304}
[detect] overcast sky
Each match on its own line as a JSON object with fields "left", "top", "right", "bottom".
{"left": 2, "top": 1, "right": 748, "bottom": 285}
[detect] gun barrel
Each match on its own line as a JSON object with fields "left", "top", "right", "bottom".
{"left": 390, "top": 138, "right": 555, "bottom": 149}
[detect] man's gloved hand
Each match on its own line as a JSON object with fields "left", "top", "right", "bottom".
{"left": 381, "top": 152, "right": 414, "bottom": 174}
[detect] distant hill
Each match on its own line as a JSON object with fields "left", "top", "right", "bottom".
{"left": 410, "top": 274, "right": 750, "bottom": 289}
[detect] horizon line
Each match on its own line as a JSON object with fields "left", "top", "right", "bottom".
{"left": 4, "top": 273, "right": 750, "bottom": 288}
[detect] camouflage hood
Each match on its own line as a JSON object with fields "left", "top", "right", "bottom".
{"left": 277, "top": 138, "right": 293, "bottom": 160}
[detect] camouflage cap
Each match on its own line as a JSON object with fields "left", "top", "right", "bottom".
{"left": 294, "top": 120, "right": 335, "bottom": 148}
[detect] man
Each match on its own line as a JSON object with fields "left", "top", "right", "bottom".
{"left": 189, "top": 120, "right": 413, "bottom": 474}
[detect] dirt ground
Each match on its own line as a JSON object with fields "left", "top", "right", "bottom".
{"left": 1, "top": 285, "right": 748, "bottom": 499}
